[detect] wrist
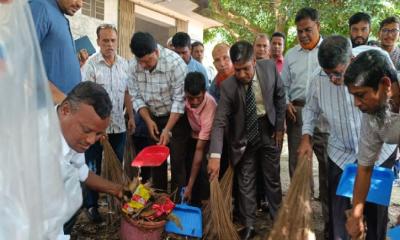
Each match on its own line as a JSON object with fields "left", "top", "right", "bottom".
{"left": 162, "top": 128, "right": 172, "bottom": 137}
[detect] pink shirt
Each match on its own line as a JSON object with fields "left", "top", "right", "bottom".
{"left": 275, "top": 56, "right": 284, "bottom": 74}
{"left": 185, "top": 92, "right": 217, "bottom": 140}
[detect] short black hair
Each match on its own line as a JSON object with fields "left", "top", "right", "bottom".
{"left": 63, "top": 81, "right": 112, "bottom": 119}
{"left": 318, "top": 35, "right": 352, "bottom": 69}
{"left": 295, "top": 7, "right": 319, "bottom": 23}
{"left": 271, "top": 31, "right": 286, "bottom": 41}
{"left": 230, "top": 40, "right": 254, "bottom": 64}
{"left": 130, "top": 32, "right": 157, "bottom": 58}
{"left": 96, "top": 24, "right": 118, "bottom": 38}
{"left": 344, "top": 50, "right": 398, "bottom": 90}
{"left": 172, "top": 32, "right": 191, "bottom": 48}
{"left": 348, "top": 12, "right": 371, "bottom": 28}
{"left": 191, "top": 41, "right": 204, "bottom": 49}
{"left": 379, "top": 16, "right": 400, "bottom": 30}
{"left": 184, "top": 72, "right": 206, "bottom": 95}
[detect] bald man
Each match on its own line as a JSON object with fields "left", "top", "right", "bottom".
{"left": 254, "top": 34, "right": 270, "bottom": 60}
{"left": 208, "top": 43, "right": 235, "bottom": 102}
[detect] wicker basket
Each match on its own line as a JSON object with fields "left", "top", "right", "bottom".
{"left": 120, "top": 215, "right": 166, "bottom": 240}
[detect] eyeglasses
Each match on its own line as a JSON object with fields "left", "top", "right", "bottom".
{"left": 381, "top": 28, "right": 400, "bottom": 35}
{"left": 326, "top": 71, "right": 344, "bottom": 82}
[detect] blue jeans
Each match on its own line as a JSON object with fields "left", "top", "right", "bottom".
{"left": 83, "top": 132, "right": 126, "bottom": 208}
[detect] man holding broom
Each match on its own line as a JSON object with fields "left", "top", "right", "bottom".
{"left": 57, "top": 81, "right": 123, "bottom": 236}
{"left": 344, "top": 49, "right": 400, "bottom": 239}
{"left": 208, "top": 40, "right": 285, "bottom": 239}
{"left": 298, "top": 36, "right": 397, "bottom": 239}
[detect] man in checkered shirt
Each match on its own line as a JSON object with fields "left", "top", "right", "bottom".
{"left": 128, "top": 32, "right": 189, "bottom": 194}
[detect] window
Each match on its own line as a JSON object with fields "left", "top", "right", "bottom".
{"left": 82, "top": 0, "right": 104, "bottom": 20}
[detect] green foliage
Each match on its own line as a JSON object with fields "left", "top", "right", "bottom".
{"left": 203, "top": 0, "right": 400, "bottom": 50}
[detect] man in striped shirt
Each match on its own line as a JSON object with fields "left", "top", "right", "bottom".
{"left": 298, "top": 36, "right": 397, "bottom": 239}
{"left": 128, "top": 32, "right": 189, "bottom": 194}
{"left": 81, "top": 24, "right": 135, "bottom": 222}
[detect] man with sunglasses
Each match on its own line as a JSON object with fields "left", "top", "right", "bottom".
{"left": 298, "top": 35, "right": 397, "bottom": 239}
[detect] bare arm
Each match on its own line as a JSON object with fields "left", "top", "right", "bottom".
{"left": 159, "top": 112, "right": 181, "bottom": 145}
{"left": 84, "top": 171, "right": 123, "bottom": 198}
{"left": 346, "top": 165, "right": 373, "bottom": 238}
{"left": 124, "top": 90, "right": 135, "bottom": 135}
{"left": 184, "top": 139, "right": 207, "bottom": 201}
{"left": 49, "top": 81, "right": 65, "bottom": 104}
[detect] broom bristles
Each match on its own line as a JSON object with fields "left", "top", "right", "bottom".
{"left": 267, "top": 156, "right": 315, "bottom": 240}
{"left": 203, "top": 165, "right": 238, "bottom": 240}
{"left": 101, "top": 138, "right": 132, "bottom": 213}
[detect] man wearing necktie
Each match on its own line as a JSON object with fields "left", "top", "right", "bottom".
{"left": 208, "top": 40, "right": 286, "bottom": 239}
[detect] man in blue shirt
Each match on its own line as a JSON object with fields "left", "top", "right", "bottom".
{"left": 29, "top": 0, "right": 82, "bottom": 104}
{"left": 172, "top": 32, "right": 209, "bottom": 89}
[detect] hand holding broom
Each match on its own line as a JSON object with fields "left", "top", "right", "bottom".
{"left": 345, "top": 209, "right": 366, "bottom": 240}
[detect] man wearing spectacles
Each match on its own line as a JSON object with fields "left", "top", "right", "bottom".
{"left": 379, "top": 16, "right": 400, "bottom": 70}
{"left": 298, "top": 35, "right": 397, "bottom": 240}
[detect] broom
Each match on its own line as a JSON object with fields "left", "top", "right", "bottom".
{"left": 203, "top": 164, "right": 239, "bottom": 240}
{"left": 101, "top": 137, "right": 132, "bottom": 214}
{"left": 122, "top": 134, "right": 138, "bottom": 180}
{"left": 267, "top": 156, "right": 315, "bottom": 240}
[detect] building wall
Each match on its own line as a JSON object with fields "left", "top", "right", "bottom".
{"left": 69, "top": 1, "right": 206, "bottom": 53}
{"left": 68, "top": 0, "right": 118, "bottom": 52}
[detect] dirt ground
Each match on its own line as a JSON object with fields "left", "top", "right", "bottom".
{"left": 71, "top": 137, "right": 400, "bottom": 240}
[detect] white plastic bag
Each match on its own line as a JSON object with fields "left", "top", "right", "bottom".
{"left": 0, "top": 0, "right": 69, "bottom": 239}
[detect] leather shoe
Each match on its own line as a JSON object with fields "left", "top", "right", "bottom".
{"left": 239, "top": 226, "right": 256, "bottom": 240}
{"left": 86, "top": 207, "right": 103, "bottom": 223}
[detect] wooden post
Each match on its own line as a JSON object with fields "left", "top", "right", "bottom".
{"left": 118, "top": 0, "right": 135, "bottom": 59}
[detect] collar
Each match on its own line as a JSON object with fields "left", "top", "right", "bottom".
{"left": 275, "top": 56, "right": 284, "bottom": 62}
{"left": 298, "top": 36, "right": 323, "bottom": 52}
{"left": 136, "top": 45, "right": 168, "bottom": 73}
{"left": 94, "top": 52, "right": 121, "bottom": 66}
{"left": 185, "top": 92, "right": 209, "bottom": 113}
{"left": 56, "top": 105, "right": 74, "bottom": 157}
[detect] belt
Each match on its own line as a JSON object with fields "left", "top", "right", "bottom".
{"left": 291, "top": 99, "right": 305, "bottom": 107}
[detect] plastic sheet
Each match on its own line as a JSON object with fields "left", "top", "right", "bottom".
{"left": 0, "top": 0, "right": 69, "bottom": 239}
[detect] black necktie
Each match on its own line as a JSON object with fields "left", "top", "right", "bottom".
{"left": 245, "top": 83, "right": 259, "bottom": 144}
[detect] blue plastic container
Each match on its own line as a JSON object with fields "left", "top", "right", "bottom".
{"left": 165, "top": 188, "right": 202, "bottom": 238}
{"left": 388, "top": 226, "right": 400, "bottom": 239}
{"left": 336, "top": 163, "right": 394, "bottom": 206}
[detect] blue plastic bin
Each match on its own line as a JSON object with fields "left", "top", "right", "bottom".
{"left": 388, "top": 226, "right": 400, "bottom": 239}
{"left": 336, "top": 163, "right": 394, "bottom": 206}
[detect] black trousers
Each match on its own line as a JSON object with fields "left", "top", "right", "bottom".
{"left": 327, "top": 149, "right": 397, "bottom": 240}
{"left": 236, "top": 117, "right": 282, "bottom": 227}
{"left": 149, "top": 114, "right": 191, "bottom": 195}
{"left": 185, "top": 138, "right": 210, "bottom": 206}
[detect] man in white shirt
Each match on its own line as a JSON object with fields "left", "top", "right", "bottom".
{"left": 281, "top": 7, "right": 329, "bottom": 232}
{"left": 57, "top": 81, "right": 122, "bottom": 236}
{"left": 82, "top": 23, "right": 134, "bottom": 222}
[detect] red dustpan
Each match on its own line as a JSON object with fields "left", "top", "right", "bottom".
{"left": 131, "top": 145, "right": 170, "bottom": 167}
